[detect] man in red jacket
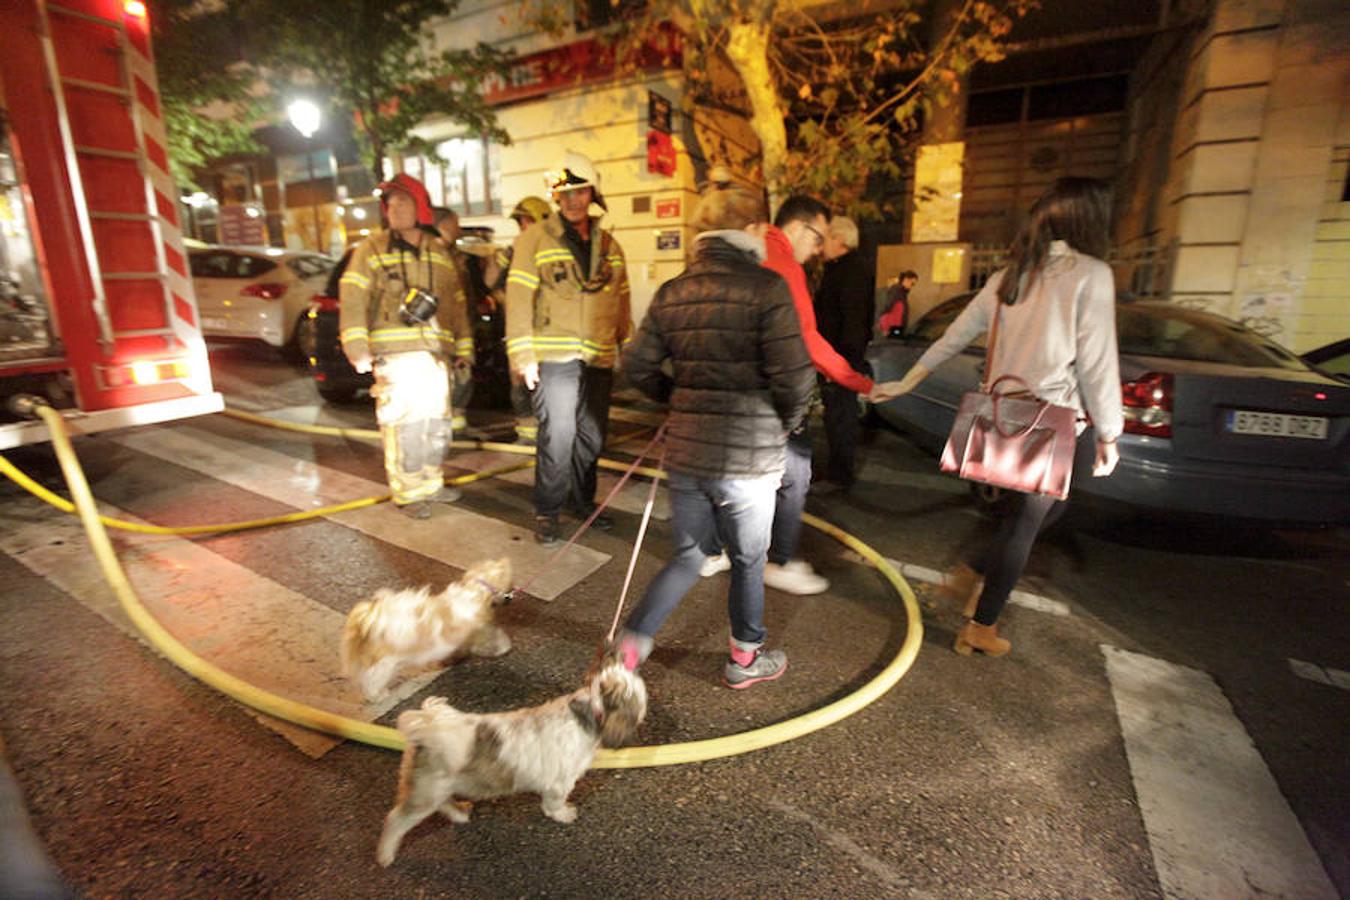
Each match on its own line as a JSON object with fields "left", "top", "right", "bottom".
{"left": 702, "top": 194, "right": 876, "bottom": 595}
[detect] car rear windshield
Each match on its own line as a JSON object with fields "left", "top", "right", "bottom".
{"left": 189, "top": 251, "right": 278, "bottom": 279}
{"left": 1117, "top": 306, "right": 1307, "bottom": 370}
{"left": 287, "top": 256, "right": 335, "bottom": 279}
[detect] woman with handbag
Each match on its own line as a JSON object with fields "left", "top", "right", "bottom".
{"left": 869, "top": 177, "right": 1124, "bottom": 657}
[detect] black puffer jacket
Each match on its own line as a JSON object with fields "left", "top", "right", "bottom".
{"left": 624, "top": 233, "right": 814, "bottom": 478}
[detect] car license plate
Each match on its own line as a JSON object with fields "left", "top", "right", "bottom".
{"left": 1226, "top": 409, "right": 1328, "bottom": 440}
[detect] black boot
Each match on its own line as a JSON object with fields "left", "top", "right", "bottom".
{"left": 534, "top": 515, "right": 560, "bottom": 545}
{"left": 569, "top": 505, "right": 613, "bottom": 532}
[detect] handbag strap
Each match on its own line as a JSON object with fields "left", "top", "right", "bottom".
{"left": 989, "top": 381, "right": 1053, "bottom": 438}
{"left": 981, "top": 298, "right": 1002, "bottom": 392}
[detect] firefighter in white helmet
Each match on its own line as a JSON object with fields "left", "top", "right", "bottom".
{"left": 504, "top": 151, "right": 631, "bottom": 544}
{"left": 339, "top": 174, "right": 472, "bottom": 518}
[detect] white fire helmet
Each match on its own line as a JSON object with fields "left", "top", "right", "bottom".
{"left": 545, "top": 151, "right": 606, "bottom": 211}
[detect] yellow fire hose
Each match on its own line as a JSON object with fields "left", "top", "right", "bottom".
{"left": 12, "top": 404, "right": 922, "bottom": 767}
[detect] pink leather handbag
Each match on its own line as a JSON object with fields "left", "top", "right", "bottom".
{"left": 939, "top": 305, "right": 1078, "bottom": 500}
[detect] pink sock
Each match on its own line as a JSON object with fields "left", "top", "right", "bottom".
{"left": 729, "top": 643, "right": 757, "bottom": 667}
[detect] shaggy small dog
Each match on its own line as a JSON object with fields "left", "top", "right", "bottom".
{"left": 376, "top": 650, "right": 648, "bottom": 866}
{"left": 341, "top": 558, "right": 513, "bottom": 700}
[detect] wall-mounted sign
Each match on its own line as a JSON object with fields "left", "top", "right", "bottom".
{"left": 480, "top": 26, "right": 683, "bottom": 107}
{"left": 656, "top": 230, "right": 681, "bottom": 251}
{"left": 655, "top": 197, "right": 680, "bottom": 218}
{"left": 218, "top": 204, "right": 266, "bottom": 245}
{"left": 648, "top": 91, "right": 673, "bottom": 134}
{"left": 647, "top": 130, "right": 677, "bottom": 176}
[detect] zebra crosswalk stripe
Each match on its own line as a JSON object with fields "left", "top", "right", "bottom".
{"left": 112, "top": 425, "right": 610, "bottom": 601}
{"left": 0, "top": 495, "right": 428, "bottom": 758}
{"left": 1103, "top": 645, "right": 1337, "bottom": 899}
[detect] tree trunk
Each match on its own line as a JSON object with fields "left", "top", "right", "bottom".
{"left": 725, "top": 20, "right": 788, "bottom": 206}
{"left": 370, "top": 142, "right": 385, "bottom": 186}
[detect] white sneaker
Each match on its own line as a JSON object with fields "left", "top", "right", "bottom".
{"left": 763, "top": 560, "right": 829, "bottom": 595}
{"left": 700, "top": 552, "right": 731, "bottom": 577}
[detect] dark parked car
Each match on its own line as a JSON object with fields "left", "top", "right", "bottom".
{"left": 866, "top": 295, "right": 1350, "bottom": 525}
{"left": 296, "top": 249, "right": 369, "bottom": 403}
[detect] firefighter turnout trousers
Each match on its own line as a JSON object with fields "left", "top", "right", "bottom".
{"left": 372, "top": 351, "right": 451, "bottom": 505}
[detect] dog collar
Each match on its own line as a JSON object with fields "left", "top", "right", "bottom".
{"left": 472, "top": 576, "right": 507, "bottom": 601}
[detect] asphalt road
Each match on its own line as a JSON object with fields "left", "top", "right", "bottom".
{"left": 1, "top": 341, "right": 1345, "bottom": 898}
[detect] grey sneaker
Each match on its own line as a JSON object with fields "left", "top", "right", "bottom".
{"left": 723, "top": 648, "right": 788, "bottom": 689}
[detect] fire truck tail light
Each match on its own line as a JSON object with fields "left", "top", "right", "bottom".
{"left": 103, "top": 359, "right": 192, "bottom": 388}
{"left": 130, "top": 361, "right": 158, "bottom": 385}
{"left": 124, "top": 1, "right": 148, "bottom": 19}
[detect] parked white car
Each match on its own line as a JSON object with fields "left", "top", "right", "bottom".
{"left": 189, "top": 246, "right": 334, "bottom": 349}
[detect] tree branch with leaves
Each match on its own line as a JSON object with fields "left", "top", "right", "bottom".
{"left": 151, "top": 0, "right": 264, "bottom": 189}
{"left": 241, "top": 0, "right": 513, "bottom": 183}
{"left": 545, "top": 0, "right": 1034, "bottom": 217}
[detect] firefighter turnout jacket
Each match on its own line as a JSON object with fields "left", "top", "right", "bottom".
{"left": 504, "top": 215, "right": 630, "bottom": 371}
{"left": 339, "top": 228, "right": 473, "bottom": 364}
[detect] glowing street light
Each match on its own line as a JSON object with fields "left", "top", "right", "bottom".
{"left": 287, "top": 99, "right": 322, "bottom": 139}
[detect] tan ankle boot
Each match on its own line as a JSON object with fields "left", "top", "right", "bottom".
{"left": 954, "top": 621, "right": 1011, "bottom": 657}
{"left": 942, "top": 564, "right": 983, "bottom": 619}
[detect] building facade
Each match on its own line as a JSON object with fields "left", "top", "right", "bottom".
{"left": 190, "top": 0, "right": 1346, "bottom": 352}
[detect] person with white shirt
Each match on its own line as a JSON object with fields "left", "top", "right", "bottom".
{"left": 870, "top": 177, "right": 1124, "bottom": 657}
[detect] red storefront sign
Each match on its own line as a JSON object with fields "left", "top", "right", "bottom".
{"left": 655, "top": 197, "right": 681, "bottom": 218}
{"left": 482, "top": 25, "right": 682, "bottom": 106}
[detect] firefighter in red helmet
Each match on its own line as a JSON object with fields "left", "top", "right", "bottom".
{"left": 339, "top": 174, "right": 472, "bottom": 518}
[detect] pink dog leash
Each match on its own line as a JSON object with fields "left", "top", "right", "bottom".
{"left": 606, "top": 435, "right": 667, "bottom": 643}
{"left": 512, "top": 420, "right": 668, "bottom": 605}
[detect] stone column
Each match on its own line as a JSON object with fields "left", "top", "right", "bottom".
{"left": 1167, "top": 0, "right": 1349, "bottom": 351}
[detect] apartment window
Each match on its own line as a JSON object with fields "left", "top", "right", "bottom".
{"left": 394, "top": 139, "right": 502, "bottom": 216}
{"left": 401, "top": 138, "right": 501, "bottom": 217}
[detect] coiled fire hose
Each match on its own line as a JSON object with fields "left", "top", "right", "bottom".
{"left": 5, "top": 402, "right": 922, "bottom": 766}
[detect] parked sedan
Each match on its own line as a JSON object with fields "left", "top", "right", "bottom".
{"left": 866, "top": 295, "right": 1350, "bottom": 525}
{"left": 190, "top": 246, "right": 334, "bottom": 350}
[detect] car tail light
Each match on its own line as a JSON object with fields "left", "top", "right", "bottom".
{"left": 242, "top": 282, "right": 289, "bottom": 300}
{"left": 309, "top": 293, "right": 340, "bottom": 313}
{"left": 1121, "top": 372, "right": 1173, "bottom": 438}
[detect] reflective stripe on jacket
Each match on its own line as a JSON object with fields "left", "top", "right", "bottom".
{"left": 338, "top": 229, "right": 472, "bottom": 362}
{"left": 503, "top": 214, "right": 631, "bottom": 371}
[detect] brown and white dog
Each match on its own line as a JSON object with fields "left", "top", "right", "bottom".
{"left": 341, "top": 558, "right": 513, "bottom": 700}
{"left": 376, "top": 649, "right": 648, "bottom": 866}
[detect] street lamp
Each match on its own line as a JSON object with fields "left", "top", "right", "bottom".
{"left": 287, "top": 99, "right": 322, "bottom": 139}
{"left": 285, "top": 99, "right": 326, "bottom": 251}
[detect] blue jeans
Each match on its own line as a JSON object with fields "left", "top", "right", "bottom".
{"left": 700, "top": 427, "right": 813, "bottom": 565}
{"left": 625, "top": 471, "right": 780, "bottom": 645}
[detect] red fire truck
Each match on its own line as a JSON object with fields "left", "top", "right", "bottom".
{"left": 0, "top": 0, "right": 221, "bottom": 450}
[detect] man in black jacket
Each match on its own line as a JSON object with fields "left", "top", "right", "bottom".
{"left": 814, "top": 215, "right": 874, "bottom": 488}
{"left": 617, "top": 184, "right": 814, "bottom": 689}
